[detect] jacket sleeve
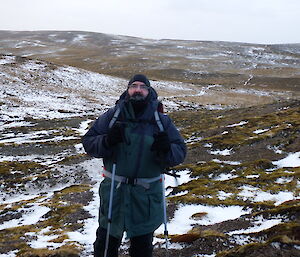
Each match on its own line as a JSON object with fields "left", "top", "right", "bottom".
{"left": 161, "top": 114, "right": 187, "bottom": 167}
{"left": 81, "top": 108, "right": 115, "bottom": 158}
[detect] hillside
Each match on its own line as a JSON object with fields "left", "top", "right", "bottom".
{"left": 0, "top": 31, "right": 300, "bottom": 257}
{"left": 1, "top": 30, "right": 300, "bottom": 92}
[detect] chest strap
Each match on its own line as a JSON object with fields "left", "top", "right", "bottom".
{"left": 102, "top": 169, "right": 162, "bottom": 189}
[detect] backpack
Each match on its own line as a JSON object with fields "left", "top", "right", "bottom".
{"left": 108, "top": 102, "right": 164, "bottom": 132}
{"left": 108, "top": 101, "right": 179, "bottom": 178}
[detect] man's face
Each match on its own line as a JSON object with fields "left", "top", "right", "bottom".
{"left": 128, "top": 81, "right": 149, "bottom": 100}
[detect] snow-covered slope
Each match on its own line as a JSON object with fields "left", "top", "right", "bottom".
{"left": 1, "top": 30, "right": 300, "bottom": 93}
{"left": 0, "top": 55, "right": 125, "bottom": 121}
{"left": 0, "top": 54, "right": 299, "bottom": 257}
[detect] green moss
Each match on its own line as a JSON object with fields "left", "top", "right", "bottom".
{"left": 54, "top": 184, "right": 91, "bottom": 197}
{"left": 18, "top": 244, "right": 81, "bottom": 257}
{"left": 22, "top": 139, "right": 81, "bottom": 147}
{"left": 0, "top": 161, "right": 44, "bottom": 175}
{"left": 170, "top": 228, "right": 226, "bottom": 243}
{"left": 169, "top": 158, "right": 299, "bottom": 207}
{"left": 240, "top": 159, "right": 274, "bottom": 171}
{"left": 56, "top": 154, "right": 87, "bottom": 165}
{"left": 52, "top": 128, "right": 80, "bottom": 137}
{"left": 49, "top": 234, "right": 70, "bottom": 243}
{"left": 174, "top": 161, "right": 235, "bottom": 178}
{"left": 171, "top": 103, "right": 300, "bottom": 151}
{"left": 216, "top": 242, "right": 264, "bottom": 257}
{"left": 256, "top": 221, "right": 300, "bottom": 241}
{"left": 0, "top": 183, "right": 92, "bottom": 254}
{"left": 1, "top": 101, "right": 299, "bottom": 256}
{"left": 189, "top": 227, "right": 227, "bottom": 238}
{"left": 0, "top": 225, "right": 37, "bottom": 253}
{"left": 0, "top": 225, "right": 36, "bottom": 242}
{"left": 216, "top": 222, "right": 300, "bottom": 257}
{"left": 39, "top": 203, "right": 83, "bottom": 230}
{"left": 38, "top": 185, "right": 92, "bottom": 232}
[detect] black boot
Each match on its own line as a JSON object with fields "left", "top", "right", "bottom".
{"left": 129, "top": 232, "right": 154, "bottom": 257}
{"left": 94, "top": 227, "right": 122, "bottom": 257}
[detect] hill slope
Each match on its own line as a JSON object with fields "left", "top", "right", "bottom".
{"left": 1, "top": 30, "right": 300, "bottom": 92}
{"left": 0, "top": 31, "right": 299, "bottom": 257}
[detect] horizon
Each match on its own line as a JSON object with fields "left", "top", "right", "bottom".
{"left": 0, "top": 0, "right": 299, "bottom": 45}
{"left": 1, "top": 29, "right": 299, "bottom": 46}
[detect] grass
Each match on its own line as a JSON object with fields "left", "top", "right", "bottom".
{"left": 169, "top": 159, "right": 299, "bottom": 208}
{"left": 0, "top": 161, "right": 44, "bottom": 175}
{"left": 18, "top": 244, "right": 81, "bottom": 257}
{"left": 216, "top": 221, "right": 300, "bottom": 257}
{"left": 3, "top": 31, "right": 300, "bottom": 95}
{"left": 0, "top": 184, "right": 93, "bottom": 256}
{"left": 1, "top": 32, "right": 300, "bottom": 257}
{"left": 158, "top": 101, "right": 300, "bottom": 256}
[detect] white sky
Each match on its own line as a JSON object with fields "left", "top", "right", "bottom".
{"left": 0, "top": 0, "right": 300, "bottom": 43}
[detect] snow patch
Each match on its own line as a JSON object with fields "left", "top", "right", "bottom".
{"left": 228, "top": 216, "right": 282, "bottom": 235}
{"left": 275, "top": 177, "right": 293, "bottom": 184}
{"left": 238, "top": 185, "right": 296, "bottom": 205}
{"left": 214, "top": 173, "right": 238, "bottom": 181}
{"left": 0, "top": 205, "right": 50, "bottom": 230}
{"left": 272, "top": 152, "right": 300, "bottom": 168}
{"left": 209, "top": 148, "right": 233, "bottom": 156}
{"left": 227, "top": 121, "right": 248, "bottom": 127}
{"left": 165, "top": 169, "right": 191, "bottom": 194}
{"left": 27, "top": 227, "right": 61, "bottom": 249}
{"left": 0, "top": 55, "right": 15, "bottom": 65}
{"left": 0, "top": 251, "right": 18, "bottom": 257}
{"left": 74, "top": 119, "right": 93, "bottom": 136}
{"left": 218, "top": 191, "right": 233, "bottom": 200}
{"left": 185, "top": 135, "right": 203, "bottom": 144}
{"left": 156, "top": 204, "right": 248, "bottom": 235}
{"left": 253, "top": 128, "right": 270, "bottom": 134}
{"left": 246, "top": 175, "right": 260, "bottom": 179}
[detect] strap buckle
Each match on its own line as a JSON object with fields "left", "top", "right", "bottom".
{"left": 125, "top": 177, "right": 137, "bottom": 185}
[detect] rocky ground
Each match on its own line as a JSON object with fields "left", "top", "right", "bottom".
{"left": 2, "top": 99, "right": 299, "bottom": 257}
{"left": 0, "top": 32, "right": 299, "bottom": 256}
{"left": 148, "top": 100, "right": 300, "bottom": 257}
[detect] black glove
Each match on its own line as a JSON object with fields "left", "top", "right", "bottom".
{"left": 105, "top": 123, "right": 124, "bottom": 148}
{"left": 151, "top": 132, "right": 171, "bottom": 154}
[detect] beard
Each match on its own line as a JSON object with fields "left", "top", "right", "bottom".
{"left": 128, "top": 92, "right": 149, "bottom": 115}
{"left": 129, "top": 92, "right": 147, "bottom": 102}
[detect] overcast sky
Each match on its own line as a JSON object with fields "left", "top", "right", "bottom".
{"left": 1, "top": 0, "right": 299, "bottom": 44}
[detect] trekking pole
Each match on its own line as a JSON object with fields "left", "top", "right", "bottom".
{"left": 154, "top": 110, "right": 170, "bottom": 256}
{"left": 104, "top": 159, "right": 117, "bottom": 257}
{"left": 161, "top": 173, "right": 169, "bottom": 257}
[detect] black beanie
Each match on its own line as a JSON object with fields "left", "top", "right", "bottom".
{"left": 128, "top": 74, "right": 150, "bottom": 87}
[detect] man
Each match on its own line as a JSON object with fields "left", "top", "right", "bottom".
{"left": 82, "top": 74, "right": 186, "bottom": 257}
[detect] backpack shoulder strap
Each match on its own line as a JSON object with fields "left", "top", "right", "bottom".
{"left": 108, "top": 107, "right": 121, "bottom": 129}
{"left": 109, "top": 103, "right": 165, "bottom": 132}
{"left": 154, "top": 110, "right": 164, "bottom": 132}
